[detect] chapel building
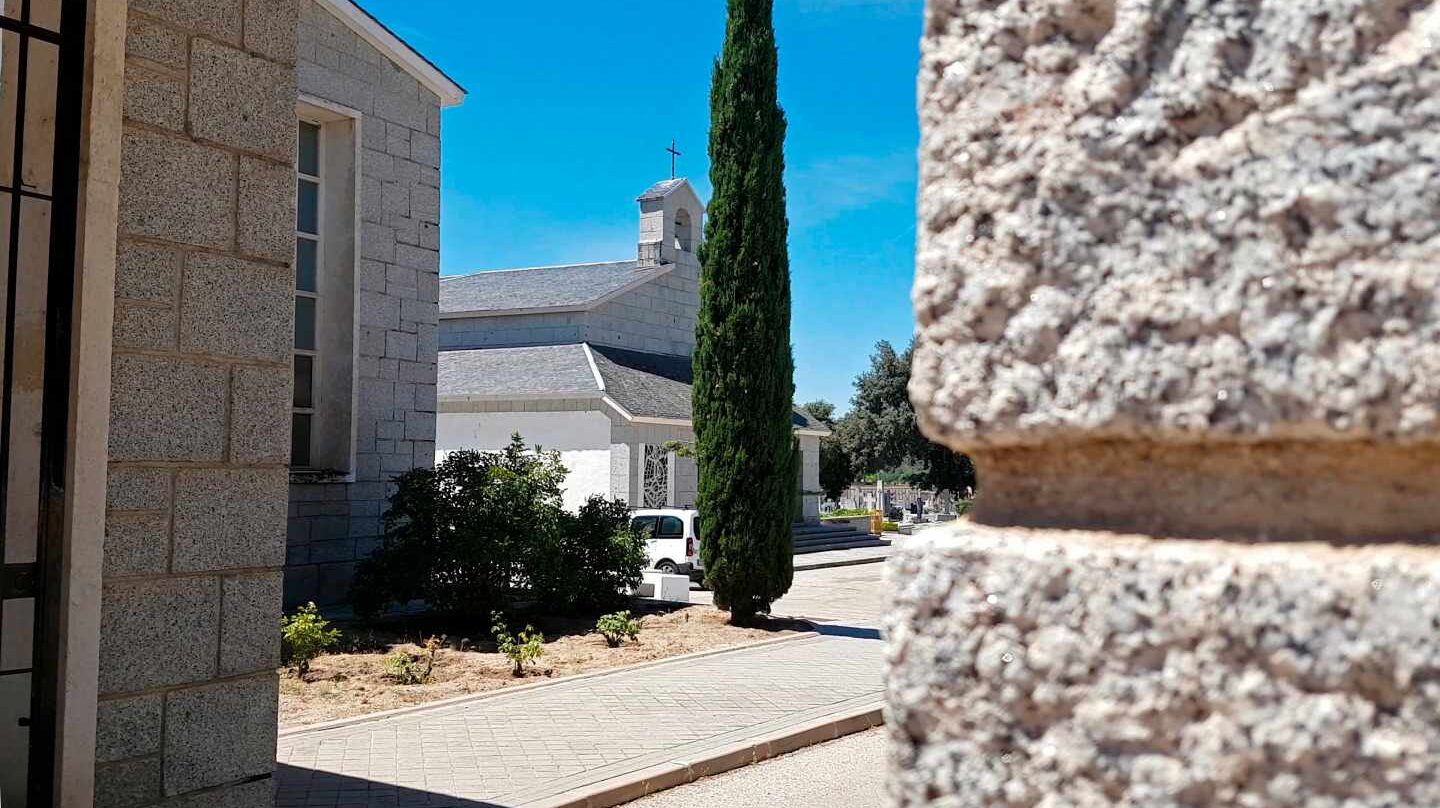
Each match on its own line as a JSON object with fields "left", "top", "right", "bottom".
{"left": 436, "top": 179, "right": 829, "bottom": 518}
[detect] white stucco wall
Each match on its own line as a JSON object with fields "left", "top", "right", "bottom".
{"left": 437, "top": 410, "right": 613, "bottom": 512}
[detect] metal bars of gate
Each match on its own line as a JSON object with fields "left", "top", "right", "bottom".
{"left": 0, "top": 0, "right": 88, "bottom": 805}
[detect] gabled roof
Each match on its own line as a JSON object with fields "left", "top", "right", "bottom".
{"left": 439, "top": 345, "right": 598, "bottom": 400}
{"left": 636, "top": 178, "right": 687, "bottom": 201}
{"left": 790, "top": 407, "right": 829, "bottom": 432}
{"left": 589, "top": 345, "right": 693, "bottom": 421}
{"left": 440, "top": 261, "right": 669, "bottom": 317}
{"left": 439, "top": 342, "right": 831, "bottom": 435}
{"left": 318, "top": 0, "right": 466, "bottom": 107}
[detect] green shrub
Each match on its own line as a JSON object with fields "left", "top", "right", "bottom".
{"left": 595, "top": 611, "right": 641, "bottom": 647}
{"left": 280, "top": 602, "right": 341, "bottom": 678}
{"left": 881, "top": 521, "right": 900, "bottom": 532}
{"left": 530, "top": 498, "right": 647, "bottom": 614}
{"left": 352, "top": 435, "right": 645, "bottom": 620}
{"left": 957, "top": 499, "right": 974, "bottom": 517}
{"left": 382, "top": 636, "right": 442, "bottom": 685}
{"left": 492, "top": 612, "right": 544, "bottom": 677}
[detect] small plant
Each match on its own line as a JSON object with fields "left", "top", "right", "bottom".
{"left": 280, "top": 602, "right": 341, "bottom": 678}
{"left": 383, "top": 635, "right": 442, "bottom": 684}
{"left": 882, "top": 520, "right": 901, "bottom": 532}
{"left": 492, "top": 611, "right": 544, "bottom": 677}
{"left": 596, "top": 611, "right": 642, "bottom": 647}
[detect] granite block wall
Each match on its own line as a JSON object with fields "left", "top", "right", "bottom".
{"left": 583, "top": 257, "right": 698, "bottom": 357}
{"left": 610, "top": 421, "right": 697, "bottom": 508}
{"left": 285, "top": 0, "right": 442, "bottom": 608}
{"left": 893, "top": 1, "right": 1440, "bottom": 805}
{"left": 438, "top": 311, "right": 586, "bottom": 352}
{"left": 98, "top": 0, "right": 297, "bottom": 805}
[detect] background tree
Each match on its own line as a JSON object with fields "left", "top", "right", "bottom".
{"left": 800, "top": 399, "right": 835, "bottom": 426}
{"left": 818, "top": 438, "right": 855, "bottom": 502}
{"left": 803, "top": 399, "right": 856, "bottom": 502}
{"left": 694, "top": 0, "right": 795, "bottom": 625}
{"left": 837, "top": 340, "right": 977, "bottom": 496}
{"left": 836, "top": 341, "right": 914, "bottom": 473}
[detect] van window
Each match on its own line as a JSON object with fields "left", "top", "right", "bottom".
{"left": 692, "top": 517, "right": 701, "bottom": 539}
{"left": 657, "top": 516, "right": 684, "bottom": 538}
{"left": 631, "top": 516, "right": 659, "bottom": 538}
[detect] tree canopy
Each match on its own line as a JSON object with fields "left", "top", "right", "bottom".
{"left": 831, "top": 339, "right": 977, "bottom": 497}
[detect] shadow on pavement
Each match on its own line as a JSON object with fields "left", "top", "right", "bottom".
{"left": 276, "top": 763, "right": 512, "bottom": 808}
{"left": 809, "top": 623, "right": 882, "bottom": 640}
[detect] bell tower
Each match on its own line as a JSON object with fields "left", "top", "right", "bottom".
{"left": 636, "top": 178, "right": 705, "bottom": 269}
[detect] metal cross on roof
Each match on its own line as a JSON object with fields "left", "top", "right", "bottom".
{"left": 667, "top": 139, "right": 682, "bottom": 179}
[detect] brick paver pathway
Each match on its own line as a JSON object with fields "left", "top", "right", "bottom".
{"left": 276, "top": 565, "right": 887, "bottom": 808}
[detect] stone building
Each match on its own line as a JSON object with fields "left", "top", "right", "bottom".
{"left": 280, "top": 1, "right": 461, "bottom": 610}
{"left": 891, "top": 1, "right": 1440, "bottom": 806}
{"left": 436, "top": 178, "right": 830, "bottom": 517}
{"left": 0, "top": 1, "right": 461, "bottom": 806}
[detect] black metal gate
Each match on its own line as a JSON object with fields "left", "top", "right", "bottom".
{"left": 0, "top": 0, "right": 88, "bottom": 805}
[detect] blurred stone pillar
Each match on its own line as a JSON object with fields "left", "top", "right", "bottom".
{"left": 890, "top": 2, "right": 1440, "bottom": 805}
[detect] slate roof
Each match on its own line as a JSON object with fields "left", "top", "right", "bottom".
{"left": 790, "top": 407, "right": 829, "bottom": 432}
{"left": 438, "top": 345, "right": 598, "bottom": 399}
{"left": 439, "top": 342, "right": 830, "bottom": 434}
{"left": 590, "top": 345, "right": 693, "bottom": 420}
{"left": 637, "top": 178, "right": 687, "bottom": 201}
{"left": 440, "top": 261, "right": 666, "bottom": 315}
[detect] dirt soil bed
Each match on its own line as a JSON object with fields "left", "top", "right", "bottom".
{"left": 280, "top": 603, "right": 807, "bottom": 729}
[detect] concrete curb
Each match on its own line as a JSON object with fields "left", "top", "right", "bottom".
{"left": 279, "top": 630, "right": 820, "bottom": 738}
{"left": 517, "top": 704, "right": 885, "bottom": 808}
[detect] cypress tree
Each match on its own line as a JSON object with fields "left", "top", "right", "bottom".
{"left": 694, "top": 0, "right": 795, "bottom": 624}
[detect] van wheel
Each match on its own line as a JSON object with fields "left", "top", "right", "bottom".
{"left": 655, "top": 560, "right": 679, "bottom": 575}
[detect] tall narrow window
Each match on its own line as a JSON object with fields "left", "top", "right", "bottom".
{"left": 289, "top": 101, "right": 359, "bottom": 477}
{"left": 293, "top": 120, "right": 321, "bottom": 467}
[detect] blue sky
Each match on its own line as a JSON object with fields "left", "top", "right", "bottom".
{"left": 362, "top": 0, "right": 924, "bottom": 411}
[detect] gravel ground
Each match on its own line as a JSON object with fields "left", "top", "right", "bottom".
{"left": 627, "top": 729, "right": 888, "bottom": 808}
{"left": 279, "top": 605, "right": 805, "bottom": 728}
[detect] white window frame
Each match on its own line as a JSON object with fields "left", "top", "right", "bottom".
{"left": 291, "top": 95, "right": 363, "bottom": 478}
{"left": 293, "top": 117, "right": 323, "bottom": 468}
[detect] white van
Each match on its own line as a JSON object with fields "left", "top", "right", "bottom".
{"left": 630, "top": 508, "right": 704, "bottom": 582}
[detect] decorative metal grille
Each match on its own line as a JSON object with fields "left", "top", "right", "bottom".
{"left": 642, "top": 445, "right": 669, "bottom": 508}
{"left": 0, "top": 0, "right": 88, "bottom": 804}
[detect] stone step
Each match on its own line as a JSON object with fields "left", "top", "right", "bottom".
{"left": 793, "top": 522, "right": 876, "bottom": 538}
{"left": 794, "top": 528, "right": 880, "bottom": 542}
{"left": 793, "top": 537, "right": 891, "bottom": 555}
{"left": 793, "top": 531, "right": 874, "bottom": 547}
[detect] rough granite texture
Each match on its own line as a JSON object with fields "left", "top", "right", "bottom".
{"left": 99, "top": 0, "right": 295, "bottom": 804}
{"left": 896, "top": 3, "right": 1440, "bottom": 805}
{"left": 912, "top": 0, "right": 1440, "bottom": 449}
{"left": 886, "top": 527, "right": 1440, "bottom": 807}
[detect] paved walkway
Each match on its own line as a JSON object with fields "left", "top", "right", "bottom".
{"left": 276, "top": 564, "right": 888, "bottom": 808}
{"left": 627, "top": 729, "right": 886, "bottom": 808}
{"left": 692, "top": 563, "right": 888, "bottom": 630}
